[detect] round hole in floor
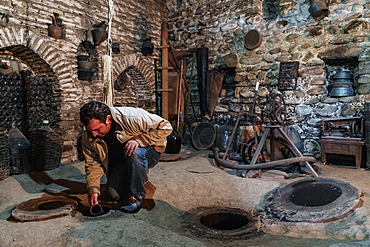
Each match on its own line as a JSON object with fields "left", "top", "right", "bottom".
{"left": 200, "top": 211, "right": 249, "bottom": 230}
{"left": 11, "top": 196, "right": 77, "bottom": 222}
{"left": 190, "top": 207, "right": 261, "bottom": 238}
{"left": 265, "top": 178, "right": 361, "bottom": 222}
{"left": 289, "top": 180, "right": 342, "bottom": 206}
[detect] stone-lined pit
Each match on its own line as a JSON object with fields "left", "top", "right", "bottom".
{"left": 190, "top": 207, "right": 262, "bottom": 238}
{"left": 265, "top": 178, "right": 361, "bottom": 223}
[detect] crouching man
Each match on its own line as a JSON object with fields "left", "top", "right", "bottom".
{"left": 79, "top": 101, "right": 172, "bottom": 212}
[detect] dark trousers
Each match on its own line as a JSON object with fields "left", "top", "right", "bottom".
{"left": 106, "top": 145, "right": 160, "bottom": 201}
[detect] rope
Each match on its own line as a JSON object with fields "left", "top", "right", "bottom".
{"left": 103, "top": 0, "right": 115, "bottom": 107}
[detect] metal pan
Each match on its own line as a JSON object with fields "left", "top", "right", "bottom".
{"left": 244, "top": 30, "right": 262, "bottom": 50}
{"left": 192, "top": 122, "right": 216, "bottom": 150}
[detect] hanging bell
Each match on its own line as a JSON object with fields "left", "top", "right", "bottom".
{"left": 141, "top": 38, "right": 154, "bottom": 56}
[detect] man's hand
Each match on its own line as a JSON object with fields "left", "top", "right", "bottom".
{"left": 89, "top": 193, "right": 99, "bottom": 206}
{"left": 125, "top": 139, "right": 139, "bottom": 156}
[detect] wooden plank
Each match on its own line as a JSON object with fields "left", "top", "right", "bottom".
{"left": 157, "top": 88, "right": 173, "bottom": 92}
{"left": 176, "top": 58, "right": 186, "bottom": 134}
{"left": 157, "top": 45, "right": 171, "bottom": 49}
{"left": 168, "top": 73, "right": 179, "bottom": 124}
{"left": 166, "top": 51, "right": 187, "bottom": 129}
{"left": 168, "top": 51, "right": 186, "bottom": 73}
{"left": 157, "top": 66, "right": 174, "bottom": 70}
{"left": 161, "top": 22, "right": 169, "bottom": 120}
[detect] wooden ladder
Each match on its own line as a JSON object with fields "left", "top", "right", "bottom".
{"left": 157, "top": 22, "right": 173, "bottom": 120}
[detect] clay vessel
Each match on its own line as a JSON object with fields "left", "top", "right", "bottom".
{"left": 92, "top": 28, "right": 108, "bottom": 45}
{"left": 165, "top": 129, "right": 182, "bottom": 154}
{"left": 48, "top": 16, "right": 62, "bottom": 39}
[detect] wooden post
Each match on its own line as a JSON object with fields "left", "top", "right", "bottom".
{"left": 176, "top": 58, "right": 186, "bottom": 132}
{"left": 159, "top": 22, "right": 170, "bottom": 120}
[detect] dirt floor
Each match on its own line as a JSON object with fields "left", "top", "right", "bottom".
{"left": 1, "top": 147, "right": 370, "bottom": 246}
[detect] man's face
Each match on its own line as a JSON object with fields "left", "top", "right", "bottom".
{"left": 85, "top": 116, "right": 112, "bottom": 138}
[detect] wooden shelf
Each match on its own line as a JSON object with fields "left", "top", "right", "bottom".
{"left": 157, "top": 66, "right": 174, "bottom": 70}
{"left": 157, "top": 88, "right": 173, "bottom": 92}
{"left": 157, "top": 45, "right": 171, "bottom": 49}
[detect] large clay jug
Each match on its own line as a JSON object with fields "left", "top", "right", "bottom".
{"left": 165, "top": 129, "right": 182, "bottom": 154}
{"left": 48, "top": 16, "right": 62, "bottom": 39}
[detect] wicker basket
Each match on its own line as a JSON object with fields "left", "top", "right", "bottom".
{"left": 29, "top": 128, "right": 63, "bottom": 171}
{"left": 0, "top": 162, "right": 10, "bottom": 180}
{"left": 0, "top": 129, "right": 10, "bottom": 180}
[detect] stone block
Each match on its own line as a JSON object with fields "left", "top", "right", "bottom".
{"left": 234, "top": 74, "right": 246, "bottom": 82}
{"left": 358, "top": 84, "right": 370, "bottom": 94}
{"left": 358, "top": 75, "right": 370, "bottom": 84}
{"left": 300, "top": 66, "right": 325, "bottom": 77}
{"left": 307, "top": 86, "right": 327, "bottom": 96}
{"left": 239, "top": 54, "right": 263, "bottom": 65}
{"left": 358, "top": 61, "right": 370, "bottom": 75}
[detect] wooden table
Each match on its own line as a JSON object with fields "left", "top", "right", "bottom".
{"left": 319, "top": 137, "right": 365, "bottom": 168}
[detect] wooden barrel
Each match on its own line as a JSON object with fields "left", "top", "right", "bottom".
{"left": 225, "top": 53, "right": 240, "bottom": 67}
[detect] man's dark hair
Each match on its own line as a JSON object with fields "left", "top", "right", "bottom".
{"left": 80, "top": 101, "right": 111, "bottom": 126}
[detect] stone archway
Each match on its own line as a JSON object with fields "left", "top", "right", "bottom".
{"left": 0, "top": 26, "right": 75, "bottom": 85}
{"left": 0, "top": 27, "right": 68, "bottom": 169}
{"left": 112, "top": 54, "right": 156, "bottom": 112}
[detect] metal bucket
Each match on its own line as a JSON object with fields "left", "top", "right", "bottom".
{"left": 77, "top": 61, "right": 97, "bottom": 70}
{"left": 141, "top": 39, "right": 154, "bottom": 56}
{"left": 192, "top": 121, "right": 215, "bottom": 150}
{"left": 309, "top": 0, "right": 329, "bottom": 21}
{"left": 329, "top": 70, "right": 354, "bottom": 97}
{"left": 91, "top": 28, "right": 108, "bottom": 46}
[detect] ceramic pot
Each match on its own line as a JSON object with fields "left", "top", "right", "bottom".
{"left": 77, "top": 61, "right": 96, "bottom": 70}
{"left": 77, "top": 55, "right": 90, "bottom": 61}
{"left": 48, "top": 16, "right": 62, "bottom": 39}
{"left": 78, "top": 69, "right": 94, "bottom": 81}
{"left": 165, "top": 129, "right": 182, "bottom": 154}
{"left": 92, "top": 28, "right": 108, "bottom": 45}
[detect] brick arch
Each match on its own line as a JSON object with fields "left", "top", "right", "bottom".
{"left": 0, "top": 26, "right": 73, "bottom": 84}
{"left": 112, "top": 54, "right": 155, "bottom": 95}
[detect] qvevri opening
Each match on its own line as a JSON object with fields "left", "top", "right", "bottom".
{"left": 289, "top": 181, "right": 342, "bottom": 207}
{"left": 265, "top": 178, "right": 361, "bottom": 222}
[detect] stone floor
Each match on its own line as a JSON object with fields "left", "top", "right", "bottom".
{"left": 0, "top": 147, "right": 370, "bottom": 246}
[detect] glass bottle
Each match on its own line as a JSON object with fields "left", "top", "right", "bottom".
{"left": 165, "top": 128, "right": 182, "bottom": 154}
{"left": 215, "top": 118, "right": 232, "bottom": 152}
{"left": 8, "top": 122, "right": 31, "bottom": 174}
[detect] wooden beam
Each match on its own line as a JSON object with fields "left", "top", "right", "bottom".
{"left": 157, "top": 66, "right": 174, "bottom": 70}
{"left": 157, "top": 88, "right": 173, "bottom": 92}
{"left": 161, "top": 22, "right": 169, "bottom": 120}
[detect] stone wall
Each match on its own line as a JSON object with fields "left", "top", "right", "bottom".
{"left": 0, "top": 0, "right": 167, "bottom": 163}
{"left": 166, "top": 0, "right": 370, "bottom": 159}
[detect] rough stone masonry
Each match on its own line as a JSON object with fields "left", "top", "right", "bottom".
{"left": 166, "top": 0, "right": 370, "bottom": 159}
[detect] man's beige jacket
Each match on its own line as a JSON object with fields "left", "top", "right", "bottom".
{"left": 81, "top": 106, "right": 173, "bottom": 196}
